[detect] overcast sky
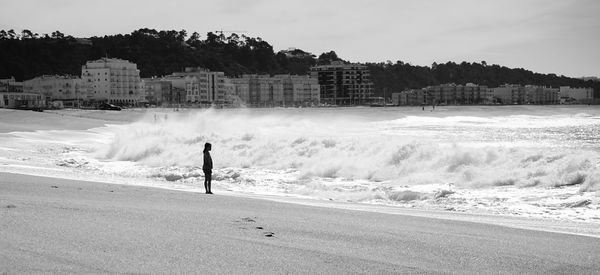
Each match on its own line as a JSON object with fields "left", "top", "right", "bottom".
{"left": 1, "top": 0, "right": 598, "bottom": 77}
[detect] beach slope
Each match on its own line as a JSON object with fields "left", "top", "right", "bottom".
{"left": 1, "top": 172, "right": 599, "bottom": 274}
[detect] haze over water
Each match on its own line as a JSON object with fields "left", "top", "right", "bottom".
{"left": 1, "top": 105, "right": 599, "bottom": 223}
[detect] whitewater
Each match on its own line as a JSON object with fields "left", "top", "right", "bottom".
{"left": 1, "top": 106, "right": 599, "bottom": 224}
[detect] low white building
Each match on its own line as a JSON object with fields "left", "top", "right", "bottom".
{"left": 273, "top": 74, "right": 320, "bottom": 106}
{"left": 167, "top": 67, "right": 227, "bottom": 105}
{"left": 161, "top": 74, "right": 201, "bottom": 104}
{"left": 23, "top": 75, "right": 83, "bottom": 107}
{"left": 230, "top": 75, "right": 284, "bottom": 107}
{"left": 559, "top": 86, "right": 593, "bottom": 104}
{"left": 0, "top": 92, "right": 44, "bottom": 109}
{"left": 492, "top": 85, "right": 526, "bottom": 105}
{"left": 524, "top": 85, "right": 559, "bottom": 105}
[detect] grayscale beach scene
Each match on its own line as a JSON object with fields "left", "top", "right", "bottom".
{"left": 1, "top": 0, "right": 599, "bottom": 274}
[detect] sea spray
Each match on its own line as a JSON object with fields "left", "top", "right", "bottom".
{"left": 3, "top": 107, "right": 598, "bottom": 222}
{"left": 97, "top": 109, "right": 600, "bottom": 193}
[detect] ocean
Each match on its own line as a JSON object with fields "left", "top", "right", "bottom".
{"left": 1, "top": 105, "right": 599, "bottom": 223}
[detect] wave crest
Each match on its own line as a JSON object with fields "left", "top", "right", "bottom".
{"left": 97, "top": 109, "right": 600, "bottom": 192}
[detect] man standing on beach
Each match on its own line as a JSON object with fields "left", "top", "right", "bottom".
{"left": 203, "top": 143, "right": 213, "bottom": 194}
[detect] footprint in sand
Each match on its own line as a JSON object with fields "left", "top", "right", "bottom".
{"left": 241, "top": 217, "right": 256, "bottom": 223}
{"left": 236, "top": 218, "right": 276, "bottom": 237}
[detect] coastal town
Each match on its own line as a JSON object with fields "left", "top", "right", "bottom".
{"left": 0, "top": 57, "right": 596, "bottom": 110}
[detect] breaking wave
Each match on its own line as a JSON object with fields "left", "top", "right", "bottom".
{"left": 2, "top": 107, "right": 599, "bottom": 223}
{"left": 98, "top": 109, "right": 600, "bottom": 193}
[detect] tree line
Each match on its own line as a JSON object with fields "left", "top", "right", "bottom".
{"left": 0, "top": 28, "right": 597, "bottom": 98}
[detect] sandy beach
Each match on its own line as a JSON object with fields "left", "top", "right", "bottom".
{"left": 1, "top": 108, "right": 600, "bottom": 273}
{"left": 0, "top": 109, "right": 147, "bottom": 133}
{"left": 2, "top": 172, "right": 600, "bottom": 274}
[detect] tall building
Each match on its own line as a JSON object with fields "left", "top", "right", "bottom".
{"left": 310, "top": 61, "right": 374, "bottom": 105}
{"left": 223, "top": 78, "right": 239, "bottom": 107}
{"left": 230, "top": 77, "right": 250, "bottom": 105}
{"left": 23, "top": 75, "right": 83, "bottom": 107}
{"left": 273, "top": 74, "right": 320, "bottom": 106}
{"left": 81, "top": 58, "right": 142, "bottom": 105}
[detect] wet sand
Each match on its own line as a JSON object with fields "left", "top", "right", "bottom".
{"left": 2, "top": 173, "right": 600, "bottom": 274}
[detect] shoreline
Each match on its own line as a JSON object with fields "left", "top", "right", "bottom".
{"left": 2, "top": 172, "right": 599, "bottom": 273}
{"left": 3, "top": 171, "right": 600, "bottom": 240}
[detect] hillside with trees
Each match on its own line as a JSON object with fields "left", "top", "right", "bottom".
{"left": 366, "top": 61, "right": 599, "bottom": 95}
{"left": 0, "top": 28, "right": 598, "bottom": 98}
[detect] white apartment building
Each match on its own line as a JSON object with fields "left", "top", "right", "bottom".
{"left": 391, "top": 89, "right": 426, "bottom": 106}
{"left": 81, "top": 58, "right": 142, "bottom": 105}
{"left": 0, "top": 92, "right": 44, "bottom": 109}
{"left": 426, "top": 83, "right": 492, "bottom": 105}
{"left": 492, "top": 84, "right": 561, "bottom": 105}
{"left": 230, "top": 75, "right": 284, "bottom": 107}
{"left": 169, "top": 67, "right": 227, "bottom": 104}
{"left": 230, "top": 78, "right": 250, "bottom": 104}
{"left": 223, "top": 78, "right": 238, "bottom": 106}
{"left": 524, "top": 85, "right": 559, "bottom": 105}
{"left": 393, "top": 84, "right": 492, "bottom": 106}
{"left": 161, "top": 74, "right": 198, "bottom": 104}
{"left": 492, "top": 85, "right": 526, "bottom": 105}
{"left": 273, "top": 74, "right": 320, "bottom": 106}
{"left": 23, "top": 75, "right": 83, "bottom": 106}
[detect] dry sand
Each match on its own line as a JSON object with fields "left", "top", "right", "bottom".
{"left": 2, "top": 172, "right": 600, "bottom": 274}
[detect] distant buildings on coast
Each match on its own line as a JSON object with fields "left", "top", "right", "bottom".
{"left": 0, "top": 57, "right": 596, "bottom": 109}
{"left": 392, "top": 83, "right": 594, "bottom": 106}
{"left": 0, "top": 58, "right": 326, "bottom": 109}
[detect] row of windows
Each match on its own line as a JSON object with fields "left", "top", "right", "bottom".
{"left": 3, "top": 95, "right": 41, "bottom": 100}
{"left": 91, "top": 90, "right": 135, "bottom": 94}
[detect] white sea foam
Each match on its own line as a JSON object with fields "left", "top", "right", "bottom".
{"left": 1, "top": 106, "right": 599, "bottom": 223}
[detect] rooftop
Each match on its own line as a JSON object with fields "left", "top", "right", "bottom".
{"left": 87, "top": 58, "right": 134, "bottom": 64}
